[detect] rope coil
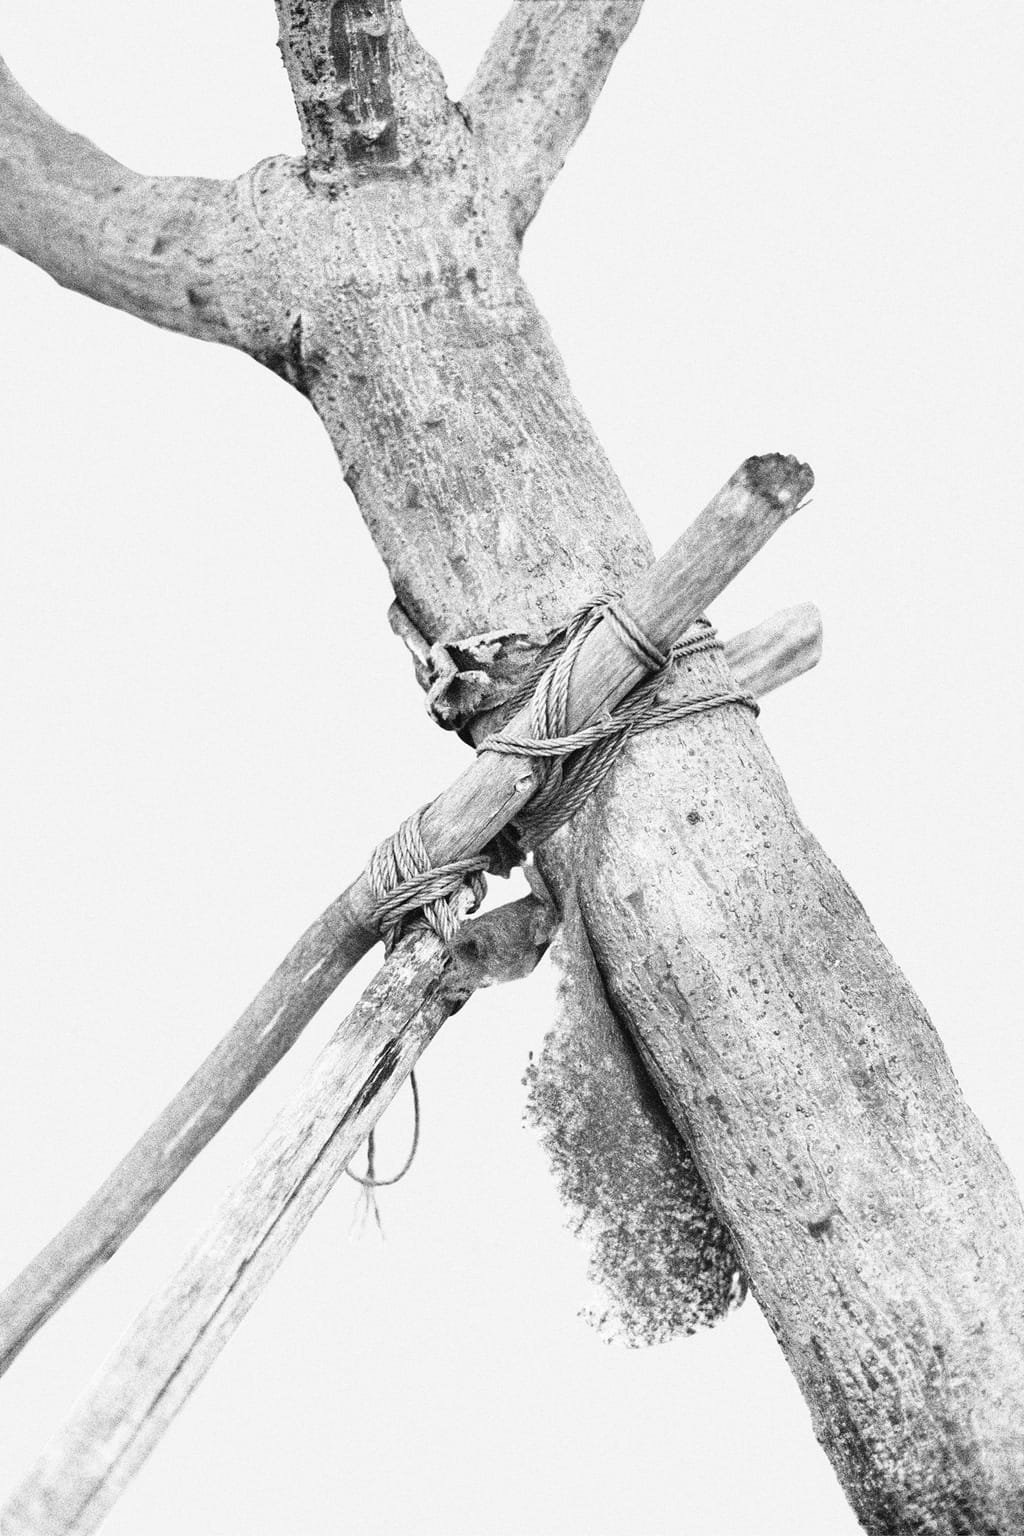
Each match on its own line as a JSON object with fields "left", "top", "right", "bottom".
{"left": 353, "top": 593, "right": 755, "bottom": 1198}
{"left": 366, "top": 594, "right": 757, "bottom": 941}
{"left": 368, "top": 807, "right": 487, "bottom": 950}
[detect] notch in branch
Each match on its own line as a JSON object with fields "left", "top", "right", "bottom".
{"left": 276, "top": 0, "right": 454, "bottom": 175}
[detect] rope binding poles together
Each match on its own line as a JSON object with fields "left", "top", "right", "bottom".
{"left": 350, "top": 592, "right": 756, "bottom": 1195}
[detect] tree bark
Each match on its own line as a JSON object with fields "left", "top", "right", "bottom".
{"left": 0, "top": 56, "right": 263, "bottom": 346}
{"left": 0, "top": 494, "right": 808, "bottom": 1381}
{"left": 1, "top": 4, "right": 1022, "bottom": 1530}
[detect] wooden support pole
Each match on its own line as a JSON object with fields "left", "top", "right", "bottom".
{"left": 0, "top": 462, "right": 813, "bottom": 1380}
{"left": 723, "top": 601, "right": 822, "bottom": 700}
{"left": 0, "top": 929, "right": 454, "bottom": 1536}
{"left": 0, "top": 887, "right": 562, "bottom": 1536}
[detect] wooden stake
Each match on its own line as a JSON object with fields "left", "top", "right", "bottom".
{"left": 1, "top": 929, "right": 453, "bottom": 1536}
{"left": 0, "top": 459, "right": 815, "bottom": 1381}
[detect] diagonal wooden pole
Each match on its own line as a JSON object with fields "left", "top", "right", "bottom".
{"left": 1, "top": 458, "right": 812, "bottom": 1535}
{"left": 0, "top": 460, "right": 814, "bottom": 1381}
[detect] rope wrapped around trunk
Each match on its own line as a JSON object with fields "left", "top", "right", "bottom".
{"left": 354, "top": 594, "right": 755, "bottom": 1194}
{"left": 367, "top": 594, "right": 756, "bottom": 945}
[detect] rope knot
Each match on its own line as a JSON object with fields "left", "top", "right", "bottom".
{"left": 368, "top": 807, "right": 487, "bottom": 950}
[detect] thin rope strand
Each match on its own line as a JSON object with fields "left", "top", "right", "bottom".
{"left": 346, "top": 1072, "right": 421, "bottom": 1190}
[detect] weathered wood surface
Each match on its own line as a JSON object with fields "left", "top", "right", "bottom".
{"left": 1, "top": 929, "right": 454, "bottom": 1536}
{"left": 1, "top": 3, "right": 1022, "bottom": 1530}
{"left": 722, "top": 602, "right": 822, "bottom": 701}
{"left": 0, "top": 896, "right": 555, "bottom": 1536}
{"left": 0, "top": 57, "right": 259, "bottom": 346}
{"left": 0, "top": 469, "right": 807, "bottom": 1381}
{"left": 464, "top": 0, "right": 646, "bottom": 238}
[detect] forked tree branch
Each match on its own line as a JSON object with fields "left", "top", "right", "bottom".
{"left": 275, "top": 0, "right": 457, "bottom": 176}
{"left": 464, "top": 0, "right": 646, "bottom": 238}
{"left": 0, "top": 55, "right": 265, "bottom": 348}
{"left": 0, "top": 462, "right": 813, "bottom": 1382}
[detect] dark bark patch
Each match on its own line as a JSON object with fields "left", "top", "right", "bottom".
{"left": 706, "top": 1092, "right": 731, "bottom": 1128}
{"left": 342, "top": 1035, "right": 403, "bottom": 1127}
{"left": 261, "top": 315, "right": 315, "bottom": 394}
{"left": 329, "top": 0, "right": 398, "bottom": 163}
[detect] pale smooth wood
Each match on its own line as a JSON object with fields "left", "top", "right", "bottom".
{"left": 723, "top": 602, "right": 823, "bottom": 699}
{"left": 2, "top": 897, "right": 555, "bottom": 1536}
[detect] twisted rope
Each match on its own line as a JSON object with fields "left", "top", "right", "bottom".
{"left": 368, "top": 806, "right": 488, "bottom": 949}
{"left": 480, "top": 595, "right": 757, "bottom": 851}
{"left": 351, "top": 812, "right": 484, "bottom": 1199}
{"left": 353, "top": 594, "right": 754, "bottom": 1198}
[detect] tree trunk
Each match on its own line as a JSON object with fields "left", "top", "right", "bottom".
{"left": 1, "top": 4, "right": 1022, "bottom": 1530}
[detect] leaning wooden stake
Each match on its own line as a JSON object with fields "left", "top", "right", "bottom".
{"left": 0, "top": 464, "right": 816, "bottom": 1380}
{"left": 0, "top": 458, "right": 810, "bottom": 1535}
{"left": 1, "top": 928, "right": 454, "bottom": 1536}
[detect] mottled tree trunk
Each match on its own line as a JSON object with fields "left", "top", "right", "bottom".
{"left": 1, "top": 4, "right": 1022, "bottom": 1531}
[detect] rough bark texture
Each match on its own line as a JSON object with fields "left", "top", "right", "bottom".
{"left": 526, "top": 885, "right": 745, "bottom": 1346}
{"left": 465, "top": 0, "right": 647, "bottom": 237}
{"left": 568, "top": 647, "right": 1024, "bottom": 1530}
{"left": 276, "top": 0, "right": 459, "bottom": 177}
{"left": 2, "top": 4, "right": 1023, "bottom": 1531}
{"left": 0, "top": 57, "right": 262, "bottom": 345}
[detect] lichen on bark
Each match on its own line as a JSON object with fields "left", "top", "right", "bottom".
{"left": 525, "top": 885, "right": 745, "bottom": 1347}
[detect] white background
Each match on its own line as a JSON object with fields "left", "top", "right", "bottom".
{"left": 1, "top": 2, "right": 1022, "bottom": 1532}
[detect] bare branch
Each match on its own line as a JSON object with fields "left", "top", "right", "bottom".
{"left": 0, "top": 54, "right": 263, "bottom": 347}
{"left": 722, "top": 602, "right": 823, "bottom": 698}
{"left": 464, "top": 0, "right": 646, "bottom": 238}
{"left": 275, "top": 1, "right": 458, "bottom": 176}
{"left": 0, "top": 457, "right": 810, "bottom": 1378}
{"left": 446, "top": 892, "right": 556, "bottom": 991}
